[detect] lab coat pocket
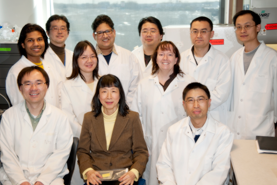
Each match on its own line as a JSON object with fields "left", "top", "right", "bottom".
{"left": 247, "top": 112, "right": 274, "bottom": 138}
{"left": 145, "top": 135, "right": 152, "bottom": 156}
{"left": 41, "top": 133, "right": 56, "bottom": 152}
{"left": 206, "top": 79, "right": 217, "bottom": 91}
{"left": 201, "top": 156, "right": 213, "bottom": 176}
{"left": 249, "top": 75, "right": 268, "bottom": 93}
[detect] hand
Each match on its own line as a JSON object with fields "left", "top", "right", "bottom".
{"left": 34, "top": 182, "right": 44, "bottom": 185}
{"left": 20, "top": 182, "right": 31, "bottom": 185}
{"left": 86, "top": 170, "right": 103, "bottom": 185}
{"left": 118, "top": 171, "right": 135, "bottom": 185}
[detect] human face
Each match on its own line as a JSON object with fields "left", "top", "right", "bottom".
{"left": 183, "top": 88, "right": 211, "bottom": 123}
{"left": 21, "top": 31, "right": 45, "bottom": 61}
{"left": 156, "top": 45, "right": 178, "bottom": 74}
{"left": 98, "top": 86, "right": 120, "bottom": 115}
{"left": 93, "top": 23, "right": 115, "bottom": 53}
{"left": 235, "top": 14, "right": 261, "bottom": 44}
{"left": 190, "top": 21, "right": 214, "bottom": 49}
{"left": 47, "top": 20, "right": 69, "bottom": 47}
{"left": 19, "top": 70, "right": 48, "bottom": 107}
{"left": 140, "top": 22, "right": 163, "bottom": 48}
{"left": 78, "top": 46, "right": 97, "bottom": 76}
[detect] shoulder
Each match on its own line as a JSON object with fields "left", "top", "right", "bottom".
{"left": 230, "top": 47, "right": 244, "bottom": 60}
{"left": 168, "top": 117, "right": 188, "bottom": 135}
{"left": 2, "top": 102, "right": 23, "bottom": 117}
{"left": 209, "top": 116, "right": 232, "bottom": 135}
{"left": 115, "top": 44, "right": 131, "bottom": 54}
{"left": 210, "top": 47, "right": 229, "bottom": 61}
{"left": 132, "top": 45, "right": 142, "bottom": 54}
{"left": 65, "top": 48, "right": 73, "bottom": 55}
{"left": 181, "top": 48, "right": 191, "bottom": 57}
{"left": 126, "top": 110, "right": 139, "bottom": 119}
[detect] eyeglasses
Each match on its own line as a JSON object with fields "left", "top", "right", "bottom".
{"left": 141, "top": 30, "right": 158, "bottom": 35}
{"left": 191, "top": 30, "right": 211, "bottom": 35}
{"left": 185, "top": 97, "right": 208, "bottom": 104}
{"left": 94, "top": 29, "right": 113, "bottom": 37}
{"left": 21, "top": 81, "right": 47, "bottom": 89}
{"left": 50, "top": 26, "right": 67, "bottom": 32}
{"left": 234, "top": 24, "right": 255, "bottom": 31}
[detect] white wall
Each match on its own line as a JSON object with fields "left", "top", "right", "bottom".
{"left": 0, "top": 0, "right": 50, "bottom": 29}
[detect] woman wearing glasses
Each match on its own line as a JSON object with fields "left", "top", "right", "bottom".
{"left": 59, "top": 40, "right": 99, "bottom": 184}
{"left": 131, "top": 41, "right": 195, "bottom": 185}
{"left": 77, "top": 74, "right": 148, "bottom": 185}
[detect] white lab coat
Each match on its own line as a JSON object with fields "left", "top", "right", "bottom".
{"left": 180, "top": 46, "right": 231, "bottom": 124}
{"left": 156, "top": 116, "right": 233, "bottom": 185}
{"left": 44, "top": 47, "right": 74, "bottom": 81}
{"left": 132, "top": 45, "right": 153, "bottom": 79}
{"left": 59, "top": 75, "right": 98, "bottom": 138}
{"left": 228, "top": 43, "right": 277, "bottom": 139}
{"left": 5, "top": 56, "right": 61, "bottom": 107}
{"left": 131, "top": 74, "right": 195, "bottom": 185}
{"left": 98, "top": 44, "right": 141, "bottom": 106}
{"left": 0, "top": 101, "right": 73, "bottom": 185}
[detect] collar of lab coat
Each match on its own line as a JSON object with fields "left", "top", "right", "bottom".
{"left": 148, "top": 73, "right": 188, "bottom": 82}
{"left": 182, "top": 115, "right": 216, "bottom": 135}
{"left": 186, "top": 44, "right": 215, "bottom": 64}
{"left": 96, "top": 43, "right": 118, "bottom": 55}
{"left": 21, "top": 55, "right": 44, "bottom": 66}
{"left": 70, "top": 74, "right": 98, "bottom": 95}
{"left": 20, "top": 100, "right": 52, "bottom": 133}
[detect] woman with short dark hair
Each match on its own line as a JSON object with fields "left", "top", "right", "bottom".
{"left": 77, "top": 74, "right": 148, "bottom": 185}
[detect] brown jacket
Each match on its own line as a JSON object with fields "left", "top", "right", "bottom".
{"left": 77, "top": 110, "right": 148, "bottom": 177}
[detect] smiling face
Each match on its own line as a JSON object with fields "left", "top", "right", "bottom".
{"left": 183, "top": 88, "right": 211, "bottom": 123}
{"left": 93, "top": 23, "right": 116, "bottom": 54}
{"left": 156, "top": 44, "right": 178, "bottom": 74}
{"left": 140, "top": 22, "right": 163, "bottom": 49}
{"left": 78, "top": 46, "right": 98, "bottom": 77}
{"left": 47, "top": 19, "right": 69, "bottom": 47}
{"left": 19, "top": 70, "right": 48, "bottom": 107}
{"left": 235, "top": 13, "right": 261, "bottom": 45}
{"left": 21, "top": 31, "right": 45, "bottom": 62}
{"left": 190, "top": 21, "right": 214, "bottom": 49}
{"left": 98, "top": 86, "right": 120, "bottom": 115}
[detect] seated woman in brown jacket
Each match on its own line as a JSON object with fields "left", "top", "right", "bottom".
{"left": 77, "top": 74, "right": 148, "bottom": 185}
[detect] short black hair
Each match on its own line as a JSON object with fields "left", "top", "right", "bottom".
{"left": 68, "top": 40, "right": 99, "bottom": 81}
{"left": 233, "top": 10, "right": 261, "bottom": 26}
{"left": 17, "top": 66, "right": 50, "bottom": 89}
{"left": 17, "top": 23, "right": 48, "bottom": 59}
{"left": 182, "top": 82, "right": 210, "bottom": 100}
{"left": 92, "top": 74, "right": 129, "bottom": 117}
{"left": 46, "top": 14, "right": 70, "bottom": 33}
{"left": 190, "top": 16, "right": 213, "bottom": 31}
{"left": 92, "top": 15, "right": 114, "bottom": 32}
{"left": 138, "top": 16, "right": 164, "bottom": 36}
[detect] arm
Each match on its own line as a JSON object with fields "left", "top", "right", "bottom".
{"left": 209, "top": 58, "right": 232, "bottom": 110}
{"left": 272, "top": 53, "right": 277, "bottom": 123}
{"left": 5, "top": 70, "right": 24, "bottom": 106}
{"left": 59, "top": 82, "right": 82, "bottom": 137}
{"left": 77, "top": 113, "right": 94, "bottom": 177}
{"left": 36, "top": 116, "right": 73, "bottom": 185}
{"left": 0, "top": 113, "right": 29, "bottom": 185}
{"left": 126, "top": 54, "right": 142, "bottom": 106}
{"left": 156, "top": 129, "right": 177, "bottom": 185}
{"left": 130, "top": 84, "right": 144, "bottom": 133}
{"left": 196, "top": 129, "right": 234, "bottom": 185}
{"left": 129, "top": 113, "right": 148, "bottom": 176}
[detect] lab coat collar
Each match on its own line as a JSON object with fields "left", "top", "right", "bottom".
{"left": 71, "top": 75, "right": 97, "bottom": 95}
{"left": 182, "top": 115, "right": 216, "bottom": 135}
{"left": 21, "top": 101, "right": 52, "bottom": 133}
{"left": 20, "top": 55, "right": 44, "bottom": 66}
{"left": 96, "top": 44, "right": 118, "bottom": 55}
{"left": 188, "top": 45, "right": 214, "bottom": 65}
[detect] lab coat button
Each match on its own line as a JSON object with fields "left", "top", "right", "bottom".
{"left": 243, "top": 83, "right": 245, "bottom": 85}
{"left": 238, "top": 116, "right": 241, "bottom": 119}
{"left": 237, "top": 132, "right": 240, "bottom": 135}
{"left": 110, "top": 163, "right": 112, "bottom": 166}
{"left": 161, "top": 112, "right": 163, "bottom": 114}
{"left": 240, "top": 99, "right": 243, "bottom": 102}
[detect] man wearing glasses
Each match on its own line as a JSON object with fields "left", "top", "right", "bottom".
{"left": 6, "top": 24, "right": 60, "bottom": 107}
{"left": 229, "top": 10, "right": 277, "bottom": 139}
{"left": 92, "top": 15, "right": 141, "bottom": 106}
{"left": 0, "top": 66, "right": 72, "bottom": 185}
{"left": 156, "top": 82, "right": 233, "bottom": 185}
{"left": 180, "top": 16, "right": 231, "bottom": 125}
{"left": 44, "top": 15, "right": 73, "bottom": 81}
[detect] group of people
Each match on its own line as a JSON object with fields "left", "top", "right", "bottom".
{"left": 0, "top": 8, "right": 276, "bottom": 185}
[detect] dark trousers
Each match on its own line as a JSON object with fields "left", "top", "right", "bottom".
{"left": 101, "top": 181, "right": 139, "bottom": 185}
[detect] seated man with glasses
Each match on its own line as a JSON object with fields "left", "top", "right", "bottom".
{"left": 6, "top": 23, "right": 61, "bottom": 107}
{"left": 228, "top": 10, "right": 277, "bottom": 139}
{"left": 0, "top": 66, "right": 72, "bottom": 185}
{"left": 180, "top": 16, "right": 231, "bottom": 125}
{"left": 91, "top": 14, "right": 141, "bottom": 106}
{"left": 44, "top": 15, "right": 73, "bottom": 82}
{"left": 156, "top": 82, "right": 233, "bottom": 185}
